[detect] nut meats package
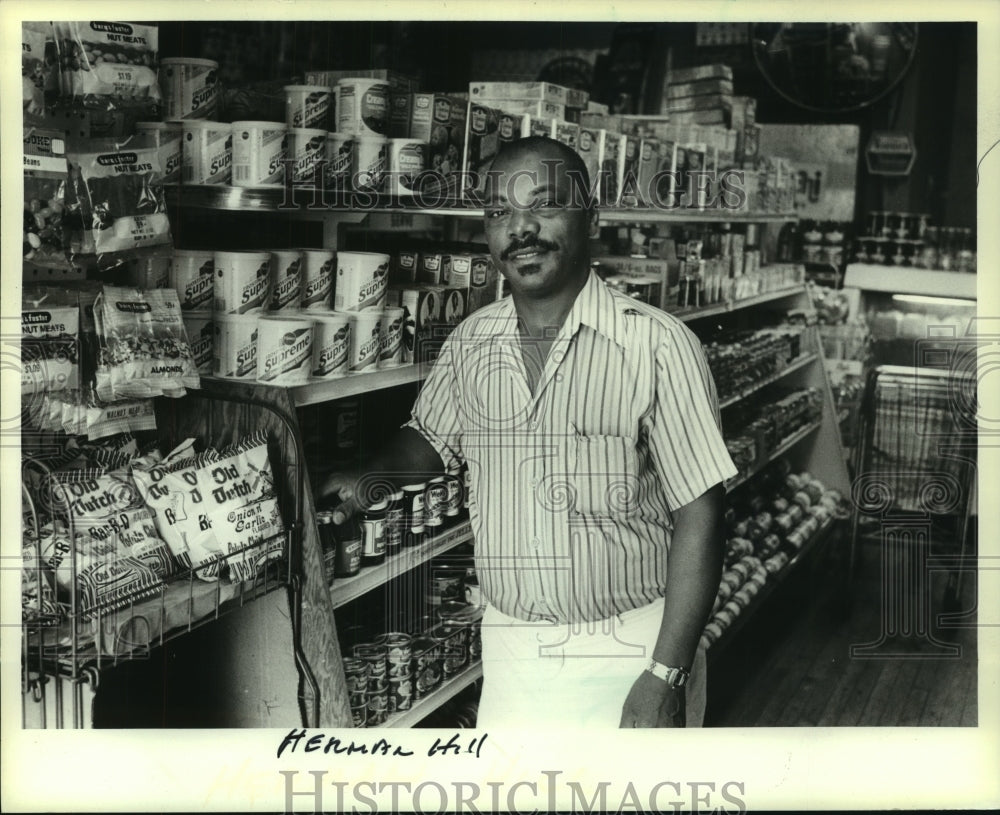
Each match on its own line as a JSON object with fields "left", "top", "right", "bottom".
{"left": 22, "top": 22, "right": 58, "bottom": 123}
{"left": 66, "top": 137, "right": 171, "bottom": 260}
{"left": 23, "top": 128, "right": 72, "bottom": 271}
{"left": 53, "top": 21, "right": 161, "bottom": 110}
{"left": 21, "top": 290, "right": 79, "bottom": 398}
{"left": 132, "top": 432, "right": 283, "bottom": 582}
{"left": 93, "top": 285, "right": 199, "bottom": 401}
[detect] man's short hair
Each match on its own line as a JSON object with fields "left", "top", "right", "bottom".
{"left": 490, "top": 136, "right": 595, "bottom": 210}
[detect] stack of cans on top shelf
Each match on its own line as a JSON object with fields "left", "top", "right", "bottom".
{"left": 852, "top": 210, "right": 976, "bottom": 272}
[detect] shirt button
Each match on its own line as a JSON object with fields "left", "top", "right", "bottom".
{"left": 529, "top": 479, "right": 538, "bottom": 488}
{"left": 553, "top": 351, "right": 564, "bottom": 363}
{"left": 528, "top": 420, "right": 538, "bottom": 430}
{"left": 531, "top": 537, "right": 541, "bottom": 548}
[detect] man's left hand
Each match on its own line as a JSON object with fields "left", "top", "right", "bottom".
{"left": 620, "top": 670, "right": 686, "bottom": 728}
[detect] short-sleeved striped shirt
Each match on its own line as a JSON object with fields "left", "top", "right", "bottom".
{"left": 406, "top": 270, "right": 737, "bottom": 624}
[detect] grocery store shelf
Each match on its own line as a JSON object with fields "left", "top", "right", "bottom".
{"left": 676, "top": 285, "right": 805, "bottom": 323}
{"left": 719, "top": 353, "right": 818, "bottom": 409}
{"left": 290, "top": 364, "right": 428, "bottom": 406}
{"left": 707, "top": 517, "right": 838, "bottom": 662}
{"left": 843, "top": 264, "right": 977, "bottom": 300}
{"left": 725, "top": 420, "right": 823, "bottom": 494}
{"left": 379, "top": 662, "right": 483, "bottom": 728}
{"left": 329, "top": 521, "right": 473, "bottom": 609}
{"left": 598, "top": 209, "right": 797, "bottom": 225}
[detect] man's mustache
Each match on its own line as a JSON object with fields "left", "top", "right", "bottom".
{"left": 501, "top": 236, "right": 559, "bottom": 260}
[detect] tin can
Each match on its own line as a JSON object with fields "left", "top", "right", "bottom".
{"left": 411, "top": 635, "right": 443, "bottom": 700}
{"left": 423, "top": 476, "right": 448, "bottom": 536}
{"left": 286, "top": 127, "right": 327, "bottom": 185}
{"left": 377, "top": 306, "right": 405, "bottom": 368}
{"left": 352, "top": 135, "right": 388, "bottom": 193}
{"left": 214, "top": 250, "right": 271, "bottom": 314}
{"left": 388, "top": 675, "right": 413, "bottom": 712}
{"left": 350, "top": 699, "right": 368, "bottom": 728}
{"left": 360, "top": 499, "right": 387, "bottom": 566}
{"left": 870, "top": 238, "right": 888, "bottom": 265}
{"left": 342, "top": 657, "right": 370, "bottom": 694}
{"left": 299, "top": 248, "right": 335, "bottom": 311}
{"left": 255, "top": 314, "right": 313, "bottom": 385}
{"left": 182, "top": 311, "right": 213, "bottom": 374}
{"left": 336, "top": 78, "right": 390, "bottom": 136}
{"left": 160, "top": 57, "right": 219, "bottom": 120}
{"left": 317, "top": 510, "right": 337, "bottom": 582}
{"left": 885, "top": 212, "right": 902, "bottom": 240}
{"left": 268, "top": 249, "right": 302, "bottom": 312}
{"left": 384, "top": 490, "right": 404, "bottom": 556}
{"left": 285, "top": 84, "right": 334, "bottom": 130}
{"left": 325, "top": 132, "right": 352, "bottom": 190}
{"left": 171, "top": 248, "right": 214, "bottom": 310}
{"left": 402, "top": 482, "right": 426, "bottom": 548}
{"left": 331, "top": 515, "right": 361, "bottom": 578}
{"left": 310, "top": 310, "right": 351, "bottom": 379}
{"left": 231, "top": 121, "right": 288, "bottom": 188}
{"left": 213, "top": 313, "right": 258, "bottom": 379}
{"left": 182, "top": 120, "right": 232, "bottom": 184}
{"left": 366, "top": 682, "right": 388, "bottom": 726}
{"left": 353, "top": 643, "right": 388, "bottom": 685}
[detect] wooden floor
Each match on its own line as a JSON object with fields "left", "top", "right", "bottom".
{"left": 706, "top": 532, "right": 978, "bottom": 727}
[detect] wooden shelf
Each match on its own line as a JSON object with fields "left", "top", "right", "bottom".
{"left": 598, "top": 209, "right": 797, "bottom": 225}
{"left": 707, "top": 517, "right": 838, "bottom": 662}
{"left": 290, "top": 364, "right": 427, "bottom": 406}
{"left": 329, "top": 521, "right": 473, "bottom": 610}
{"left": 843, "top": 264, "right": 977, "bottom": 300}
{"left": 718, "top": 352, "right": 818, "bottom": 409}
{"left": 378, "top": 662, "right": 483, "bottom": 728}
{"left": 725, "top": 419, "right": 823, "bottom": 494}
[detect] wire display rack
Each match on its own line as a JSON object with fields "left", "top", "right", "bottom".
{"left": 20, "top": 389, "right": 318, "bottom": 728}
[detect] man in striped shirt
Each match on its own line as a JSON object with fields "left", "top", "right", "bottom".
{"left": 324, "top": 136, "right": 737, "bottom": 728}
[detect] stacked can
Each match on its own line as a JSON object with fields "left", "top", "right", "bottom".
{"left": 342, "top": 657, "right": 371, "bottom": 728}
{"left": 353, "top": 642, "right": 389, "bottom": 726}
{"left": 182, "top": 120, "right": 232, "bottom": 185}
{"left": 212, "top": 250, "right": 269, "bottom": 379}
{"left": 438, "top": 601, "right": 484, "bottom": 665}
{"left": 410, "top": 632, "right": 443, "bottom": 701}
{"left": 375, "top": 633, "right": 413, "bottom": 714}
{"left": 432, "top": 602, "right": 471, "bottom": 679}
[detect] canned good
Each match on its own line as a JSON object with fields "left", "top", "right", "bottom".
{"left": 285, "top": 84, "right": 334, "bottom": 130}
{"left": 352, "top": 135, "right": 388, "bottom": 193}
{"left": 429, "top": 576, "right": 465, "bottom": 607}
{"left": 342, "top": 657, "right": 370, "bottom": 695}
{"left": 171, "top": 248, "right": 214, "bottom": 310}
{"left": 212, "top": 313, "right": 258, "bottom": 379}
{"left": 402, "top": 482, "right": 426, "bottom": 548}
{"left": 377, "top": 306, "right": 404, "bottom": 368}
{"left": 336, "top": 78, "right": 390, "bottom": 136}
{"left": 231, "top": 121, "right": 288, "bottom": 188}
{"left": 268, "top": 249, "right": 302, "bottom": 312}
{"left": 182, "top": 120, "right": 232, "bottom": 185}
{"left": 375, "top": 632, "right": 411, "bottom": 662}
{"left": 325, "top": 132, "right": 353, "bottom": 190}
{"left": 160, "top": 57, "right": 219, "bottom": 120}
{"left": 256, "top": 315, "right": 313, "bottom": 385}
{"left": 423, "top": 476, "right": 448, "bottom": 535}
{"left": 299, "top": 248, "right": 335, "bottom": 311}
{"left": 353, "top": 643, "right": 388, "bottom": 684}
{"left": 395, "top": 250, "right": 419, "bottom": 284}
{"left": 350, "top": 700, "right": 368, "bottom": 728}
{"left": 384, "top": 490, "right": 404, "bottom": 556}
{"left": 214, "top": 250, "right": 271, "bottom": 314}
{"left": 440, "top": 645, "right": 467, "bottom": 678}
{"left": 442, "top": 471, "right": 463, "bottom": 519}
{"left": 286, "top": 127, "right": 327, "bottom": 185}
{"left": 388, "top": 675, "right": 413, "bottom": 712}
{"left": 885, "top": 212, "right": 902, "bottom": 239}
{"left": 333, "top": 515, "right": 362, "bottom": 578}
{"left": 182, "top": 311, "right": 213, "bottom": 374}
{"left": 366, "top": 682, "right": 388, "bottom": 726}
{"left": 411, "top": 635, "right": 443, "bottom": 699}
{"left": 360, "top": 499, "right": 388, "bottom": 566}
{"left": 801, "top": 243, "right": 823, "bottom": 264}
{"left": 869, "top": 238, "right": 888, "bottom": 265}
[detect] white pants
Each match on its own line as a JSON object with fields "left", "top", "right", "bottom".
{"left": 476, "top": 599, "right": 707, "bottom": 728}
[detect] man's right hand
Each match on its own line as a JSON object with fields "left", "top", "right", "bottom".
{"left": 320, "top": 470, "right": 361, "bottom": 525}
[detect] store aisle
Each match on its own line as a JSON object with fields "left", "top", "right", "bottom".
{"left": 706, "top": 534, "right": 978, "bottom": 727}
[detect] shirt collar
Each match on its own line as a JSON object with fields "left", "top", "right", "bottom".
{"left": 466, "top": 269, "right": 628, "bottom": 349}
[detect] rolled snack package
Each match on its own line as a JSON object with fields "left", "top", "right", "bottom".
{"left": 46, "top": 468, "right": 176, "bottom": 579}
{"left": 206, "top": 497, "right": 286, "bottom": 583}
{"left": 86, "top": 397, "right": 157, "bottom": 440}
{"left": 131, "top": 446, "right": 224, "bottom": 579}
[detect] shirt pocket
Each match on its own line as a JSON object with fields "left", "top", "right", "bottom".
{"left": 571, "top": 432, "right": 641, "bottom": 519}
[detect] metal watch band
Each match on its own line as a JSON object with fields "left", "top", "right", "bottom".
{"left": 646, "top": 659, "right": 690, "bottom": 687}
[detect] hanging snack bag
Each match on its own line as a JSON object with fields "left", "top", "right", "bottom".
{"left": 21, "top": 294, "right": 79, "bottom": 398}
{"left": 66, "top": 137, "right": 171, "bottom": 260}
{"left": 93, "top": 285, "right": 199, "bottom": 401}
{"left": 85, "top": 397, "right": 158, "bottom": 440}
{"left": 53, "top": 21, "right": 161, "bottom": 110}
{"left": 22, "top": 22, "right": 58, "bottom": 122}
{"left": 23, "top": 128, "right": 72, "bottom": 271}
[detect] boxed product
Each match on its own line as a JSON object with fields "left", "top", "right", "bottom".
{"left": 552, "top": 120, "right": 580, "bottom": 152}
{"left": 666, "top": 93, "right": 733, "bottom": 113}
{"left": 465, "top": 245, "right": 500, "bottom": 316}
{"left": 617, "top": 114, "right": 675, "bottom": 141}
{"left": 666, "top": 78, "right": 734, "bottom": 99}
{"left": 474, "top": 97, "right": 565, "bottom": 120}
{"left": 731, "top": 96, "right": 757, "bottom": 129}
{"left": 670, "top": 108, "right": 731, "bottom": 126}
{"left": 522, "top": 115, "right": 554, "bottom": 138}
{"left": 668, "top": 64, "right": 733, "bottom": 84}
{"left": 586, "top": 100, "right": 610, "bottom": 115}
{"left": 306, "top": 69, "right": 418, "bottom": 94}
{"left": 405, "top": 93, "right": 467, "bottom": 198}
{"left": 462, "top": 103, "right": 522, "bottom": 200}
{"left": 575, "top": 127, "right": 604, "bottom": 201}
{"left": 600, "top": 133, "right": 623, "bottom": 207}
{"left": 616, "top": 134, "right": 642, "bottom": 206}
{"left": 594, "top": 256, "right": 675, "bottom": 304}
{"left": 468, "top": 81, "right": 589, "bottom": 109}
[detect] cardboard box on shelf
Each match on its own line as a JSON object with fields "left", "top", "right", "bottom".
{"left": 731, "top": 96, "right": 757, "bottom": 129}
{"left": 474, "top": 97, "right": 566, "bottom": 120}
{"left": 670, "top": 108, "right": 731, "bottom": 126}
{"left": 307, "top": 69, "right": 418, "bottom": 94}
{"left": 666, "top": 78, "right": 734, "bottom": 99}
{"left": 666, "top": 93, "right": 733, "bottom": 113}
{"left": 618, "top": 114, "right": 675, "bottom": 140}
{"left": 668, "top": 63, "right": 733, "bottom": 83}
{"left": 462, "top": 102, "right": 523, "bottom": 200}
{"left": 576, "top": 127, "right": 605, "bottom": 202}
{"left": 406, "top": 93, "right": 467, "bottom": 198}
{"left": 469, "top": 81, "right": 588, "bottom": 109}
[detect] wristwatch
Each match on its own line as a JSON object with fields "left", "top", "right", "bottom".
{"left": 646, "top": 659, "right": 690, "bottom": 688}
